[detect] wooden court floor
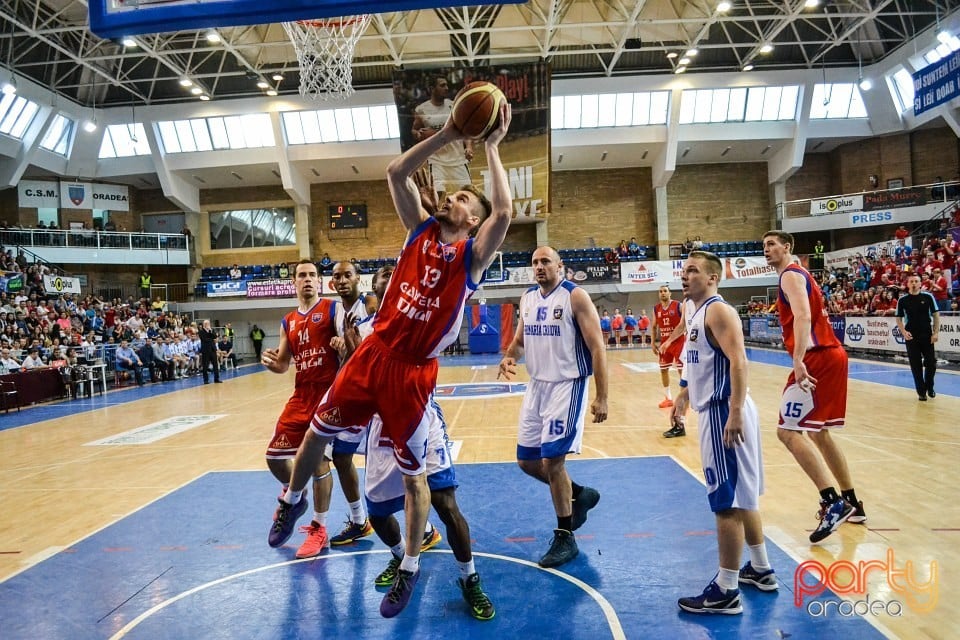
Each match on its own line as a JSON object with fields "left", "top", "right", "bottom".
{"left": 0, "top": 347, "right": 955, "bottom": 639}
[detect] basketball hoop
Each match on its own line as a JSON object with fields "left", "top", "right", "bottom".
{"left": 282, "top": 15, "right": 371, "bottom": 101}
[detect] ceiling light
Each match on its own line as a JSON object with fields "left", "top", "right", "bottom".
{"left": 666, "top": 52, "right": 678, "bottom": 59}
{"left": 685, "top": 48, "right": 698, "bottom": 57}
{"left": 804, "top": 0, "right": 819, "bottom": 7}
{"left": 1, "top": 81, "right": 15, "bottom": 95}
{"left": 938, "top": 29, "right": 952, "bottom": 44}
{"left": 179, "top": 78, "right": 193, "bottom": 87}
{"left": 717, "top": 1, "right": 731, "bottom": 12}
{"left": 742, "top": 63, "right": 754, "bottom": 71}
{"left": 199, "top": 95, "right": 211, "bottom": 101}
{"left": 759, "top": 44, "right": 774, "bottom": 54}
{"left": 83, "top": 120, "right": 98, "bottom": 133}
{"left": 679, "top": 57, "right": 691, "bottom": 65}
{"left": 190, "top": 86, "right": 203, "bottom": 95}
{"left": 206, "top": 30, "right": 221, "bottom": 43}
{"left": 121, "top": 37, "right": 137, "bottom": 47}
{"left": 256, "top": 79, "right": 270, "bottom": 89}
{"left": 675, "top": 66, "right": 687, "bottom": 74}
{"left": 266, "top": 89, "right": 278, "bottom": 96}
{"left": 272, "top": 73, "right": 284, "bottom": 82}
{"left": 858, "top": 77, "right": 873, "bottom": 91}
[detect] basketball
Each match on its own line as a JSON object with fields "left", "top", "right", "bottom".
{"left": 451, "top": 82, "right": 506, "bottom": 139}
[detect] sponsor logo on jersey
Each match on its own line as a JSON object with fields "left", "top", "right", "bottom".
{"left": 320, "top": 407, "right": 342, "bottom": 425}
{"left": 274, "top": 434, "right": 292, "bottom": 449}
{"left": 553, "top": 306, "right": 563, "bottom": 319}
{"left": 311, "top": 312, "right": 324, "bottom": 323}
{"left": 689, "top": 328, "right": 699, "bottom": 342}
{"left": 442, "top": 245, "right": 458, "bottom": 262}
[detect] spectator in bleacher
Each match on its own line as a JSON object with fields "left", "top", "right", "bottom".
{"left": 691, "top": 236, "right": 703, "bottom": 250}
{"left": 895, "top": 225, "right": 910, "bottom": 241}
{"left": 230, "top": 264, "right": 242, "bottom": 280}
{"left": 627, "top": 238, "right": 640, "bottom": 256}
{"left": 151, "top": 337, "right": 172, "bottom": 381}
{"left": 319, "top": 253, "right": 333, "bottom": 270}
{"left": 115, "top": 339, "right": 145, "bottom": 386}
{"left": 930, "top": 268, "right": 951, "bottom": 311}
{"left": 217, "top": 333, "right": 236, "bottom": 370}
{"left": 617, "top": 240, "right": 630, "bottom": 258}
{"left": 139, "top": 338, "right": 160, "bottom": 383}
{"left": 277, "top": 262, "right": 290, "bottom": 279}
{"left": 21, "top": 347, "right": 45, "bottom": 370}
{"left": 1, "top": 347, "right": 20, "bottom": 372}
{"left": 934, "top": 236, "right": 956, "bottom": 294}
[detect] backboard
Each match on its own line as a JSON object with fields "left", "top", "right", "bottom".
{"left": 89, "top": 0, "right": 524, "bottom": 39}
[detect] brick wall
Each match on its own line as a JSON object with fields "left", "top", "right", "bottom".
{"left": 548, "top": 167, "right": 655, "bottom": 249}
{"left": 785, "top": 153, "right": 837, "bottom": 201}
{"left": 910, "top": 127, "right": 960, "bottom": 184}
{"left": 666, "top": 162, "right": 771, "bottom": 244}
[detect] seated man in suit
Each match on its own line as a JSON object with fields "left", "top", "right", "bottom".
{"left": 115, "top": 339, "right": 145, "bottom": 386}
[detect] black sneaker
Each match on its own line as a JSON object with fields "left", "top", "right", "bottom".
{"left": 539, "top": 529, "right": 578, "bottom": 568}
{"left": 268, "top": 494, "right": 308, "bottom": 547}
{"left": 847, "top": 500, "right": 867, "bottom": 524}
{"left": 458, "top": 572, "right": 495, "bottom": 620}
{"left": 928, "top": 389, "right": 936, "bottom": 398}
{"left": 571, "top": 486, "right": 600, "bottom": 531}
{"left": 678, "top": 581, "right": 743, "bottom": 615}
{"left": 663, "top": 417, "right": 686, "bottom": 438}
{"left": 809, "top": 498, "right": 855, "bottom": 543}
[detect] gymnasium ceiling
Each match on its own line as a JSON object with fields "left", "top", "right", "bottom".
{"left": 1, "top": 0, "right": 958, "bottom": 108}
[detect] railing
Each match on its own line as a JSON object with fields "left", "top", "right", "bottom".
{"left": 776, "top": 180, "right": 958, "bottom": 220}
{"left": 0, "top": 228, "right": 189, "bottom": 251}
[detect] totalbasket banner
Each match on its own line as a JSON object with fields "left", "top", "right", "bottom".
{"left": 392, "top": 63, "right": 550, "bottom": 223}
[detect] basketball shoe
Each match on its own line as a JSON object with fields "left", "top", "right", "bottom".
{"left": 663, "top": 416, "right": 686, "bottom": 438}
{"left": 268, "top": 494, "right": 308, "bottom": 547}
{"left": 539, "top": 529, "right": 578, "bottom": 568}
{"left": 295, "top": 522, "right": 329, "bottom": 559}
{"left": 846, "top": 500, "right": 868, "bottom": 524}
{"left": 678, "top": 581, "right": 743, "bottom": 615}
{"left": 330, "top": 518, "right": 374, "bottom": 545}
{"left": 571, "top": 486, "right": 600, "bottom": 531}
{"left": 375, "top": 555, "right": 401, "bottom": 587}
{"left": 459, "top": 573, "right": 495, "bottom": 621}
{"left": 380, "top": 568, "right": 420, "bottom": 618}
{"left": 658, "top": 398, "right": 675, "bottom": 408}
{"left": 810, "top": 497, "right": 856, "bottom": 543}
{"left": 738, "top": 562, "right": 778, "bottom": 591}
{"left": 421, "top": 525, "right": 442, "bottom": 551}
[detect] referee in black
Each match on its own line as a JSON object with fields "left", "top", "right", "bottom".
{"left": 895, "top": 274, "right": 941, "bottom": 401}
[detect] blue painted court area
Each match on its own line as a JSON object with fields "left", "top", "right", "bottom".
{"left": 0, "top": 458, "right": 884, "bottom": 640}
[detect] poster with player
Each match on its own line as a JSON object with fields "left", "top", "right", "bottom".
{"left": 392, "top": 63, "right": 550, "bottom": 223}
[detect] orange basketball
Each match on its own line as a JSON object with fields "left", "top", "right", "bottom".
{"left": 451, "top": 81, "right": 506, "bottom": 139}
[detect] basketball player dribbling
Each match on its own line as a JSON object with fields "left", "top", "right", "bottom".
{"left": 271, "top": 99, "right": 513, "bottom": 618}
{"left": 762, "top": 230, "right": 866, "bottom": 543}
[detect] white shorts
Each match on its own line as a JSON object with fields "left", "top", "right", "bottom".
{"left": 364, "top": 397, "right": 457, "bottom": 517}
{"left": 697, "top": 395, "right": 764, "bottom": 512}
{"left": 430, "top": 162, "right": 471, "bottom": 194}
{"left": 517, "top": 377, "right": 588, "bottom": 460}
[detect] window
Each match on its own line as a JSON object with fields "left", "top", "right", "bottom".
{"left": 209, "top": 208, "right": 296, "bottom": 249}
{"left": 40, "top": 115, "right": 75, "bottom": 156}
{"left": 37, "top": 208, "right": 59, "bottom": 227}
{"left": 890, "top": 68, "right": 916, "bottom": 113}
{"left": 0, "top": 93, "right": 39, "bottom": 139}
{"left": 99, "top": 123, "right": 150, "bottom": 158}
{"left": 282, "top": 105, "right": 400, "bottom": 144}
{"left": 551, "top": 92, "right": 669, "bottom": 129}
{"left": 810, "top": 84, "right": 868, "bottom": 119}
{"left": 158, "top": 114, "right": 274, "bottom": 153}
{"left": 679, "top": 86, "right": 798, "bottom": 124}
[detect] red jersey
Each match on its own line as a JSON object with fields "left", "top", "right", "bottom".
{"left": 777, "top": 264, "right": 841, "bottom": 357}
{"left": 280, "top": 298, "right": 339, "bottom": 388}
{"left": 654, "top": 300, "right": 682, "bottom": 340}
{"left": 373, "top": 218, "right": 478, "bottom": 359}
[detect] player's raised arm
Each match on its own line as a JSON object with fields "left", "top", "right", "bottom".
{"left": 386, "top": 118, "right": 468, "bottom": 232}
{"left": 470, "top": 102, "right": 514, "bottom": 282}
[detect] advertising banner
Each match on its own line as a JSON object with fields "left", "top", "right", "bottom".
{"left": 824, "top": 238, "right": 911, "bottom": 270}
{"left": 809, "top": 195, "right": 863, "bottom": 216}
{"left": 842, "top": 316, "right": 906, "bottom": 352}
{"left": 848, "top": 210, "right": 894, "bottom": 227}
{"left": 18, "top": 180, "right": 131, "bottom": 211}
{"left": 42, "top": 274, "right": 82, "bottom": 294}
{"left": 863, "top": 188, "right": 926, "bottom": 211}
{"left": 0, "top": 272, "right": 24, "bottom": 293}
{"left": 393, "top": 62, "right": 550, "bottom": 223}
{"left": 246, "top": 280, "right": 295, "bottom": 299}
{"left": 206, "top": 281, "right": 247, "bottom": 297}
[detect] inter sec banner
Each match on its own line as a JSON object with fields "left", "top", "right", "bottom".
{"left": 392, "top": 63, "right": 550, "bottom": 223}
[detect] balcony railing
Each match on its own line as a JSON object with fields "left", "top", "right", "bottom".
{"left": 0, "top": 228, "right": 190, "bottom": 251}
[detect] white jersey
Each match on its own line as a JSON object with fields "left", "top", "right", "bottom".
{"left": 519, "top": 281, "right": 591, "bottom": 382}
{"left": 335, "top": 294, "right": 371, "bottom": 337}
{"left": 413, "top": 99, "right": 465, "bottom": 167}
{"left": 684, "top": 295, "right": 732, "bottom": 412}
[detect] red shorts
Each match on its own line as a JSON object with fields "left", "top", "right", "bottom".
{"left": 311, "top": 336, "right": 438, "bottom": 474}
{"left": 778, "top": 346, "right": 848, "bottom": 431}
{"left": 658, "top": 337, "right": 685, "bottom": 369}
{"left": 267, "top": 384, "right": 328, "bottom": 458}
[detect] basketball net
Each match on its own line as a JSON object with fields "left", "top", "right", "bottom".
{"left": 282, "top": 15, "right": 371, "bottom": 101}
